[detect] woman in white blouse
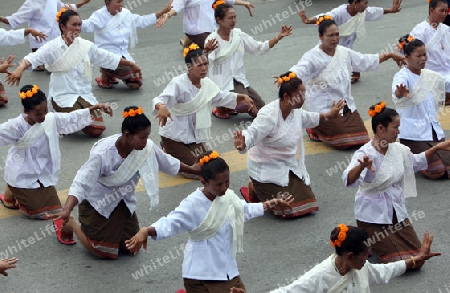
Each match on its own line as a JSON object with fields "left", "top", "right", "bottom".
{"left": 343, "top": 102, "right": 450, "bottom": 264}
{"left": 410, "top": 0, "right": 450, "bottom": 104}
{"left": 206, "top": 1, "right": 292, "bottom": 119}
{"left": 5, "top": 9, "right": 142, "bottom": 137}
{"left": 393, "top": 36, "right": 450, "bottom": 179}
{"left": 233, "top": 72, "right": 344, "bottom": 218}
{"left": 299, "top": 0, "right": 402, "bottom": 83}
{"left": 233, "top": 225, "right": 440, "bottom": 293}
{"left": 126, "top": 151, "right": 293, "bottom": 292}
{"left": 81, "top": 0, "right": 172, "bottom": 90}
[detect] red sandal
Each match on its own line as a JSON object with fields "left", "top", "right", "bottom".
{"left": 0, "top": 193, "right": 19, "bottom": 209}
{"left": 53, "top": 219, "right": 76, "bottom": 245}
{"left": 95, "top": 77, "right": 113, "bottom": 89}
{"left": 212, "top": 108, "right": 230, "bottom": 119}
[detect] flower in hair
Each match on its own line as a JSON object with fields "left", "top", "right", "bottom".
{"left": 56, "top": 8, "right": 67, "bottom": 22}
{"left": 183, "top": 43, "right": 201, "bottom": 57}
{"left": 212, "top": 0, "right": 226, "bottom": 10}
{"left": 277, "top": 71, "right": 297, "bottom": 86}
{"left": 19, "top": 85, "right": 39, "bottom": 100}
{"left": 316, "top": 15, "right": 333, "bottom": 26}
{"left": 199, "top": 151, "right": 220, "bottom": 166}
{"left": 368, "top": 101, "right": 386, "bottom": 117}
{"left": 397, "top": 34, "right": 415, "bottom": 53}
{"left": 330, "top": 224, "right": 348, "bottom": 248}
{"left": 122, "top": 106, "right": 144, "bottom": 118}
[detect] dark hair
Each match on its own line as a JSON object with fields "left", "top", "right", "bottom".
{"left": 278, "top": 71, "right": 303, "bottom": 99}
{"left": 121, "top": 106, "right": 151, "bottom": 135}
{"left": 20, "top": 85, "right": 47, "bottom": 111}
{"left": 214, "top": 2, "right": 234, "bottom": 22}
{"left": 369, "top": 102, "right": 399, "bottom": 133}
{"left": 200, "top": 151, "right": 229, "bottom": 182}
{"left": 319, "top": 19, "right": 337, "bottom": 36}
{"left": 58, "top": 9, "right": 79, "bottom": 34}
{"left": 185, "top": 47, "right": 205, "bottom": 65}
{"left": 429, "top": 0, "right": 448, "bottom": 13}
{"left": 330, "top": 225, "right": 369, "bottom": 256}
{"left": 398, "top": 34, "right": 425, "bottom": 56}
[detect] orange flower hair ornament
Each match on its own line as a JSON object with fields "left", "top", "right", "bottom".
{"left": 122, "top": 106, "right": 144, "bottom": 118}
{"left": 368, "top": 101, "right": 386, "bottom": 117}
{"left": 277, "top": 72, "right": 297, "bottom": 86}
{"left": 330, "top": 224, "right": 349, "bottom": 248}
{"left": 212, "top": 0, "right": 226, "bottom": 10}
{"left": 19, "top": 85, "right": 39, "bottom": 100}
{"left": 316, "top": 15, "right": 333, "bottom": 26}
{"left": 56, "top": 8, "right": 67, "bottom": 22}
{"left": 397, "top": 34, "right": 415, "bottom": 52}
{"left": 199, "top": 151, "right": 220, "bottom": 166}
{"left": 183, "top": 43, "right": 201, "bottom": 57}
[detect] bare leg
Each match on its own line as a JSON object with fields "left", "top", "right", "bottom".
{"left": 64, "top": 216, "right": 107, "bottom": 259}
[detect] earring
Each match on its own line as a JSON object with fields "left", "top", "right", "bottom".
{"left": 285, "top": 100, "right": 290, "bottom": 106}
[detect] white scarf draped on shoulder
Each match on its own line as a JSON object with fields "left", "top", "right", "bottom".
{"left": 426, "top": 23, "right": 450, "bottom": 56}
{"left": 329, "top": 254, "right": 370, "bottom": 293}
{"left": 392, "top": 69, "right": 445, "bottom": 109}
{"left": 209, "top": 28, "right": 243, "bottom": 64}
{"left": 97, "top": 135, "right": 160, "bottom": 209}
{"left": 359, "top": 142, "right": 416, "bottom": 198}
{"left": 339, "top": 10, "right": 367, "bottom": 40}
{"left": 97, "top": 8, "right": 138, "bottom": 49}
{"left": 45, "top": 37, "right": 94, "bottom": 81}
{"left": 14, "top": 113, "right": 60, "bottom": 171}
{"left": 188, "top": 189, "right": 245, "bottom": 256}
{"left": 169, "top": 77, "right": 220, "bottom": 142}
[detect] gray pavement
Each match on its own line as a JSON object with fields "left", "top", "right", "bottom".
{"left": 0, "top": 0, "right": 449, "bottom": 292}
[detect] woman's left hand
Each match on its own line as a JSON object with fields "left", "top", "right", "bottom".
{"left": 244, "top": 1, "right": 255, "bottom": 17}
{"left": 278, "top": 24, "right": 293, "bottom": 40}
{"left": 328, "top": 99, "right": 345, "bottom": 118}
{"left": 125, "top": 227, "right": 149, "bottom": 254}
{"left": 392, "top": 53, "right": 406, "bottom": 67}
{"left": 391, "top": 0, "right": 402, "bottom": 13}
{"left": 204, "top": 38, "right": 219, "bottom": 54}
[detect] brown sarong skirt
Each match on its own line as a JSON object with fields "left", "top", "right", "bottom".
{"left": 251, "top": 171, "right": 318, "bottom": 218}
{"left": 313, "top": 106, "right": 369, "bottom": 150}
{"left": 231, "top": 79, "right": 265, "bottom": 110}
{"left": 184, "top": 275, "right": 245, "bottom": 293}
{"left": 78, "top": 200, "right": 139, "bottom": 259}
{"left": 7, "top": 183, "right": 61, "bottom": 219}
{"left": 357, "top": 213, "right": 421, "bottom": 263}
{"left": 400, "top": 130, "right": 450, "bottom": 179}
{"left": 161, "top": 136, "right": 207, "bottom": 166}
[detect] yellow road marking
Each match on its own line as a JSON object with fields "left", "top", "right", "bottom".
{"left": 2, "top": 111, "right": 450, "bottom": 219}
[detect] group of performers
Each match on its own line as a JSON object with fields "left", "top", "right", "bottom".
{"left": 1, "top": 0, "right": 450, "bottom": 292}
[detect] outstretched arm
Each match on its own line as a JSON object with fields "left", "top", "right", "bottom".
{"left": 268, "top": 25, "right": 293, "bottom": 48}
{"left": 75, "top": 0, "right": 91, "bottom": 9}
{"left": 298, "top": 9, "right": 317, "bottom": 24}
{"left": 383, "top": 0, "right": 402, "bottom": 14}
{"left": 234, "top": 0, "right": 255, "bottom": 17}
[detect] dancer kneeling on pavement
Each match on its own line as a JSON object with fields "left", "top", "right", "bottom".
{"left": 54, "top": 106, "right": 201, "bottom": 258}
{"left": 233, "top": 72, "right": 344, "bottom": 218}
{"left": 239, "top": 225, "right": 439, "bottom": 292}
{"left": 0, "top": 85, "right": 112, "bottom": 218}
{"left": 206, "top": 0, "right": 293, "bottom": 119}
{"left": 343, "top": 102, "right": 450, "bottom": 264}
{"left": 153, "top": 43, "right": 254, "bottom": 177}
{"left": 393, "top": 36, "right": 450, "bottom": 179}
{"left": 125, "top": 151, "right": 294, "bottom": 293}
{"left": 5, "top": 8, "right": 142, "bottom": 137}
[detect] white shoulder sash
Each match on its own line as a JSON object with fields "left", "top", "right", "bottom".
{"left": 45, "top": 37, "right": 94, "bottom": 81}
{"left": 393, "top": 69, "right": 445, "bottom": 109}
{"left": 170, "top": 77, "right": 220, "bottom": 142}
{"left": 209, "top": 28, "right": 243, "bottom": 65}
{"left": 339, "top": 11, "right": 367, "bottom": 39}
{"left": 188, "top": 189, "right": 244, "bottom": 256}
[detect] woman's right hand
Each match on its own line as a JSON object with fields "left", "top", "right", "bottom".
{"left": 413, "top": 231, "right": 441, "bottom": 267}
{"left": 155, "top": 104, "right": 172, "bottom": 127}
{"left": 4, "top": 68, "right": 23, "bottom": 86}
{"left": 299, "top": 9, "right": 309, "bottom": 24}
{"left": 233, "top": 130, "right": 246, "bottom": 151}
{"left": 395, "top": 84, "right": 410, "bottom": 98}
{"left": 357, "top": 155, "right": 375, "bottom": 172}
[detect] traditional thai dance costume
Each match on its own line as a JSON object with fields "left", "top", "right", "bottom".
{"left": 290, "top": 45, "right": 379, "bottom": 149}
{"left": 410, "top": 22, "right": 450, "bottom": 92}
{"left": 269, "top": 254, "right": 406, "bottom": 292}
{"left": 171, "top": 0, "right": 235, "bottom": 48}
{"left": 68, "top": 134, "right": 180, "bottom": 259}
{"left": 81, "top": 6, "right": 158, "bottom": 86}
{"left": 23, "top": 36, "right": 121, "bottom": 132}
{"left": 321, "top": 4, "right": 384, "bottom": 49}
{"left": 343, "top": 141, "right": 428, "bottom": 263}
{"left": 392, "top": 67, "right": 450, "bottom": 178}
{"left": 4, "top": 0, "right": 76, "bottom": 50}
{"left": 0, "top": 110, "right": 92, "bottom": 218}
{"left": 239, "top": 100, "right": 319, "bottom": 218}
{"left": 206, "top": 28, "right": 268, "bottom": 110}
{"left": 151, "top": 188, "right": 263, "bottom": 291}
{"left": 153, "top": 73, "right": 237, "bottom": 165}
